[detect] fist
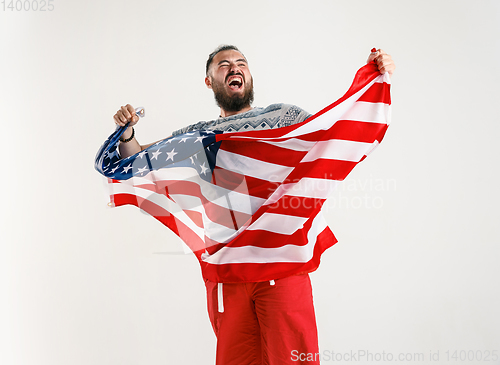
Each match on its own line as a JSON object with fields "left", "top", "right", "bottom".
{"left": 367, "top": 49, "right": 396, "bottom": 76}
{"left": 113, "top": 104, "right": 140, "bottom": 127}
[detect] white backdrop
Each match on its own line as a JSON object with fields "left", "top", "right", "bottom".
{"left": 1, "top": 1, "right": 499, "bottom": 364}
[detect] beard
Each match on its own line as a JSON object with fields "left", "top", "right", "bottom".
{"left": 211, "top": 76, "right": 254, "bottom": 113}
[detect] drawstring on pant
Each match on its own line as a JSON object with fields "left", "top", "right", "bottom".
{"left": 218, "top": 283, "right": 224, "bottom": 313}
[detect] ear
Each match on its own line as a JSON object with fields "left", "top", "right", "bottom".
{"left": 205, "top": 76, "right": 212, "bottom": 89}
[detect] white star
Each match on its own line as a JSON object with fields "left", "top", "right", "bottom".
{"left": 137, "top": 165, "right": 149, "bottom": 174}
{"left": 107, "top": 150, "right": 119, "bottom": 159}
{"left": 166, "top": 148, "right": 178, "bottom": 161}
{"left": 166, "top": 138, "right": 174, "bottom": 143}
{"left": 189, "top": 156, "right": 195, "bottom": 164}
{"left": 137, "top": 150, "right": 147, "bottom": 159}
{"left": 195, "top": 136, "right": 207, "bottom": 143}
{"left": 151, "top": 150, "right": 162, "bottom": 160}
{"left": 110, "top": 165, "right": 120, "bottom": 173}
{"left": 122, "top": 164, "right": 132, "bottom": 173}
{"left": 199, "top": 162, "right": 209, "bottom": 175}
{"left": 179, "top": 137, "right": 188, "bottom": 143}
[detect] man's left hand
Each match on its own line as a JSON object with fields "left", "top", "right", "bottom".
{"left": 367, "top": 49, "right": 395, "bottom": 76}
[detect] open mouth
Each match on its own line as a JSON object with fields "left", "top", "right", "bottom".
{"left": 227, "top": 75, "right": 243, "bottom": 90}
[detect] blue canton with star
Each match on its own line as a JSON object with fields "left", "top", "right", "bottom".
{"left": 95, "top": 124, "right": 222, "bottom": 182}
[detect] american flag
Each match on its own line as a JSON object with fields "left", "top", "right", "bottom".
{"left": 95, "top": 62, "right": 391, "bottom": 283}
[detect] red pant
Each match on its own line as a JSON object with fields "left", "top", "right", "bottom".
{"left": 205, "top": 274, "right": 320, "bottom": 365}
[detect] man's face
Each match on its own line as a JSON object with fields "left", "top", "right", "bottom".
{"left": 205, "top": 50, "right": 254, "bottom": 113}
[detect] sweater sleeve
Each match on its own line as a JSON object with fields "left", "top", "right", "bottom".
{"left": 276, "top": 104, "right": 313, "bottom": 128}
{"left": 171, "top": 120, "right": 215, "bottom": 137}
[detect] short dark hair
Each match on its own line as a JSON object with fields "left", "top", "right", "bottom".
{"left": 206, "top": 45, "right": 246, "bottom": 76}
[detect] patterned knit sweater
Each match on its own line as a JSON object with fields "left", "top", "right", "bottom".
{"left": 172, "top": 103, "right": 312, "bottom": 136}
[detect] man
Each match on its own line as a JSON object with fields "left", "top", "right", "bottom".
{"left": 111, "top": 45, "right": 395, "bottom": 365}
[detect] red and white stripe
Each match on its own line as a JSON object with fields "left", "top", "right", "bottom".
{"left": 108, "top": 63, "right": 391, "bottom": 283}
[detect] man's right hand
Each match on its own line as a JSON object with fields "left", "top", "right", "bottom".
{"left": 113, "top": 103, "right": 164, "bottom": 158}
{"left": 114, "top": 104, "right": 142, "bottom": 158}
{"left": 114, "top": 104, "right": 140, "bottom": 127}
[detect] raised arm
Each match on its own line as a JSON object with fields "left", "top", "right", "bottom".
{"left": 113, "top": 104, "right": 169, "bottom": 158}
